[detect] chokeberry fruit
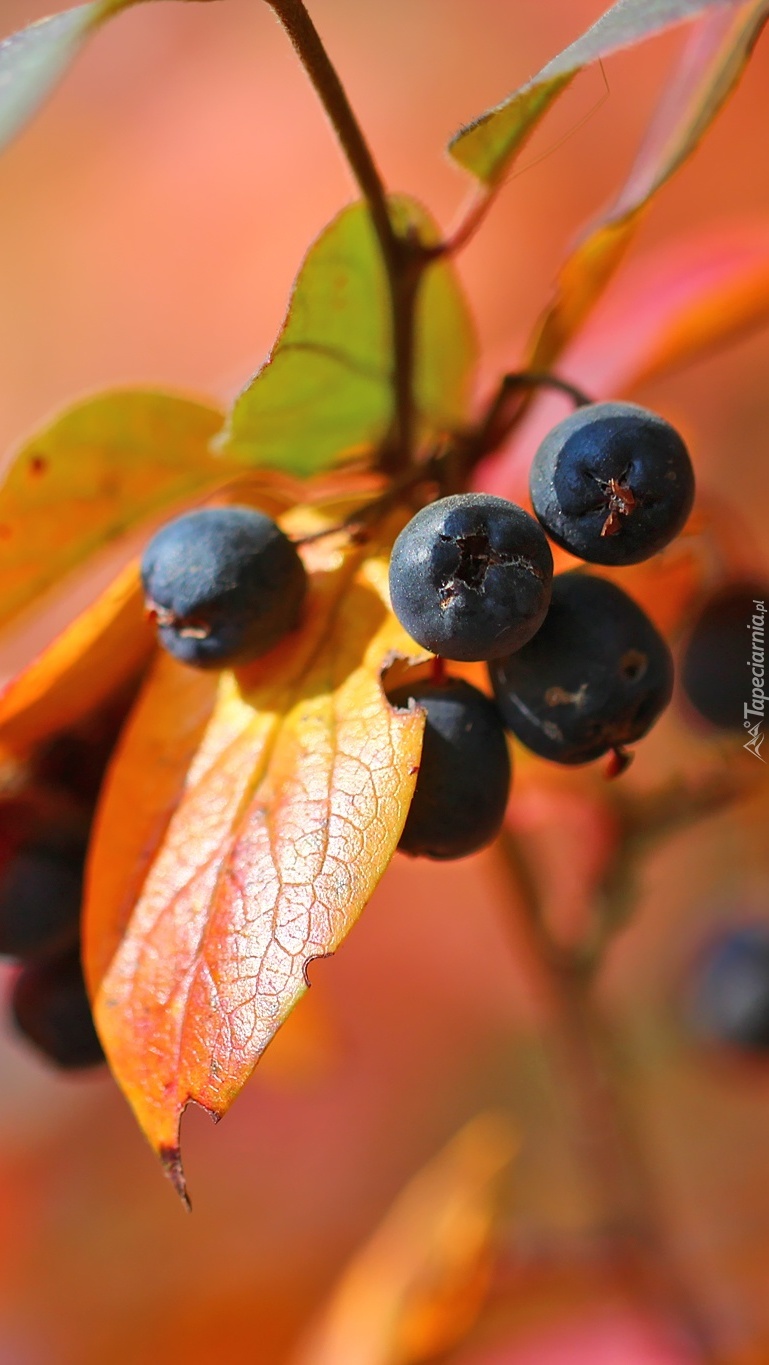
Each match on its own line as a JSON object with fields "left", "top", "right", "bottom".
{"left": 12, "top": 943, "right": 105, "bottom": 1070}
{"left": 142, "top": 506, "right": 307, "bottom": 669}
{"left": 0, "top": 845, "right": 83, "bottom": 960}
{"left": 529, "top": 401, "right": 695, "bottom": 566}
{"left": 489, "top": 572, "right": 674, "bottom": 765}
{"left": 389, "top": 494, "right": 553, "bottom": 662}
{"left": 687, "top": 926, "right": 769, "bottom": 1052}
{"left": 681, "top": 581, "right": 768, "bottom": 731}
{"left": 33, "top": 673, "right": 142, "bottom": 804}
{"left": 387, "top": 678, "right": 511, "bottom": 859}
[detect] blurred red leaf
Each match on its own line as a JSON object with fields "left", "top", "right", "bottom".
{"left": 456, "top": 1307, "right": 701, "bottom": 1364}
{"left": 559, "top": 223, "right": 769, "bottom": 396}
{"left": 85, "top": 508, "right": 428, "bottom": 1202}
{"left": 528, "top": 1, "right": 769, "bottom": 372}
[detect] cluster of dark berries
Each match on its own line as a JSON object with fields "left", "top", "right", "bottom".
{"left": 140, "top": 401, "right": 693, "bottom": 865}
{"left": 0, "top": 839, "right": 103, "bottom": 1069}
{"left": 0, "top": 692, "right": 137, "bottom": 1069}
{"left": 386, "top": 401, "right": 692, "bottom": 861}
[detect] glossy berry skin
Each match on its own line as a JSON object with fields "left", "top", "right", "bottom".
{"left": 0, "top": 845, "right": 83, "bottom": 960}
{"left": 388, "top": 679, "right": 511, "bottom": 860}
{"left": 489, "top": 572, "right": 674, "bottom": 765}
{"left": 681, "top": 581, "right": 768, "bottom": 730}
{"left": 688, "top": 927, "right": 769, "bottom": 1052}
{"left": 12, "top": 943, "right": 105, "bottom": 1070}
{"left": 530, "top": 401, "right": 695, "bottom": 566}
{"left": 389, "top": 495, "right": 553, "bottom": 662}
{"left": 141, "top": 506, "right": 307, "bottom": 669}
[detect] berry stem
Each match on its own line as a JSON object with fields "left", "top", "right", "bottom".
{"left": 263, "top": 0, "right": 422, "bottom": 474}
{"left": 491, "top": 830, "right": 720, "bottom": 1361}
{"left": 422, "top": 183, "right": 499, "bottom": 261}
{"left": 478, "top": 369, "right": 593, "bottom": 454}
{"left": 430, "top": 654, "right": 446, "bottom": 684}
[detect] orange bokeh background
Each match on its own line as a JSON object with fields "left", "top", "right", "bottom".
{"left": 1, "top": 3, "right": 769, "bottom": 1362}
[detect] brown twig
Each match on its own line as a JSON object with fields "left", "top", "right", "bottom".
{"left": 474, "top": 369, "right": 594, "bottom": 459}
{"left": 264, "top": 0, "right": 425, "bottom": 474}
{"left": 492, "top": 829, "right": 721, "bottom": 1361}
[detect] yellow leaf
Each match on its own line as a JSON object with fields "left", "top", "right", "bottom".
{"left": 0, "top": 390, "right": 228, "bottom": 631}
{"left": 86, "top": 509, "right": 429, "bottom": 1202}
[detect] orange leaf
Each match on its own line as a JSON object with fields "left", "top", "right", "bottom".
{"left": 294, "top": 1114, "right": 516, "bottom": 1365}
{"left": 83, "top": 650, "right": 219, "bottom": 997}
{"left": 86, "top": 510, "right": 429, "bottom": 1202}
{"left": 0, "top": 560, "right": 152, "bottom": 758}
{"left": 529, "top": 214, "right": 640, "bottom": 379}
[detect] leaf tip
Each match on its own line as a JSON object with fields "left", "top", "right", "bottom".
{"left": 159, "top": 1144, "right": 192, "bottom": 1212}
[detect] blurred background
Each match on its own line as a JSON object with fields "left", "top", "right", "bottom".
{"left": 1, "top": 2, "right": 769, "bottom": 1361}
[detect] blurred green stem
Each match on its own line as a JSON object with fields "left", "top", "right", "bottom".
{"left": 494, "top": 829, "right": 720, "bottom": 1362}
{"left": 264, "top": 0, "right": 421, "bottom": 474}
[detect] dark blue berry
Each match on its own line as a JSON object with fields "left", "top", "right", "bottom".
{"left": 687, "top": 926, "right": 769, "bottom": 1052}
{"left": 389, "top": 495, "right": 553, "bottom": 662}
{"left": 489, "top": 572, "right": 674, "bottom": 764}
{"left": 529, "top": 401, "right": 695, "bottom": 566}
{"left": 681, "top": 582, "right": 768, "bottom": 731}
{"left": 387, "top": 678, "right": 511, "bottom": 859}
{"left": 0, "top": 844, "right": 83, "bottom": 960}
{"left": 12, "top": 943, "right": 105, "bottom": 1070}
{"left": 141, "top": 506, "right": 307, "bottom": 669}
{"left": 33, "top": 673, "right": 142, "bottom": 804}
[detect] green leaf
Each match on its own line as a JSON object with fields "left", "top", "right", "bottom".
{"left": 0, "top": 389, "right": 229, "bottom": 630}
{"left": 217, "top": 198, "right": 477, "bottom": 477}
{"left": 448, "top": 0, "right": 753, "bottom": 187}
{"left": 0, "top": 0, "right": 217, "bottom": 155}
{"left": 527, "top": 0, "right": 769, "bottom": 371}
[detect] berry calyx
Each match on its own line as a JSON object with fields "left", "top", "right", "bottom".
{"left": 387, "top": 678, "right": 511, "bottom": 859}
{"left": 388, "top": 494, "right": 553, "bottom": 662}
{"left": 529, "top": 401, "right": 695, "bottom": 566}
{"left": 488, "top": 571, "right": 674, "bottom": 765}
{"left": 11, "top": 943, "right": 105, "bottom": 1070}
{"left": 141, "top": 505, "right": 307, "bottom": 669}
